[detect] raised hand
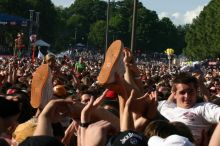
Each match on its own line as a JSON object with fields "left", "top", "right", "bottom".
{"left": 39, "top": 99, "right": 75, "bottom": 123}
{"left": 83, "top": 120, "right": 114, "bottom": 146}
{"left": 34, "top": 99, "right": 76, "bottom": 136}
{"left": 121, "top": 90, "right": 135, "bottom": 131}
{"left": 62, "top": 120, "right": 79, "bottom": 146}
{"left": 81, "top": 89, "right": 108, "bottom": 124}
{"left": 145, "top": 91, "right": 158, "bottom": 120}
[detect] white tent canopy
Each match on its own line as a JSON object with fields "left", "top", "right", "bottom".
{"left": 75, "top": 43, "right": 85, "bottom": 47}
{"left": 56, "top": 50, "right": 71, "bottom": 58}
{"left": 35, "top": 39, "right": 50, "bottom": 47}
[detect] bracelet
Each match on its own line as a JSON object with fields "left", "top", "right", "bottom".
{"left": 79, "top": 122, "right": 91, "bottom": 128}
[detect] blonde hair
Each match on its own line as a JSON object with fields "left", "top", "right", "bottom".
{"left": 45, "top": 53, "right": 55, "bottom": 63}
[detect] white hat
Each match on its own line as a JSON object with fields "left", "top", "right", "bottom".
{"left": 148, "top": 135, "right": 195, "bottom": 146}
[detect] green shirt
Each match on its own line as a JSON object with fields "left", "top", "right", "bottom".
{"left": 75, "top": 62, "right": 86, "bottom": 73}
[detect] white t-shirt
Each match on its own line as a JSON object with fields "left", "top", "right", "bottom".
{"left": 158, "top": 101, "right": 220, "bottom": 142}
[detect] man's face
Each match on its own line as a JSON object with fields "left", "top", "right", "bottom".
{"left": 81, "top": 94, "right": 91, "bottom": 104}
{"left": 174, "top": 83, "right": 197, "bottom": 109}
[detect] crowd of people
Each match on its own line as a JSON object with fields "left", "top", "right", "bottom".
{"left": 1, "top": 40, "right": 220, "bottom": 146}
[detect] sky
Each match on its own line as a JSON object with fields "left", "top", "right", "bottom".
{"left": 51, "top": 0, "right": 210, "bottom": 25}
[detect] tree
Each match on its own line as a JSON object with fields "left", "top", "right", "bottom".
{"left": 26, "top": 0, "right": 59, "bottom": 48}
{"left": 0, "top": 0, "right": 187, "bottom": 54}
{"left": 185, "top": 0, "right": 220, "bottom": 60}
{"left": 68, "top": 0, "right": 107, "bottom": 24}
{"left": 66, "top": 14, "right": 89, "bottom": 44}
{"left": 136, "top": 7, "right": 160, "bottom": 53}
{"left": 88, "top": 20, "right": 106, "bottom": 50}
{"left": 0, "top": 0, "right": 61, "bottom": 51}
{"left": 109, "top": 14, "right": 128, "bottom": 43}
{"left": 155, "top": 17, "right": 179, "bottom": 53}
{"left": 0, "top": 0, "right": 32, "bottom": 49}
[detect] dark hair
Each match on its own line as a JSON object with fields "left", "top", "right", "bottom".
{"left": 0, "top": 82, "right": 12, "bottom": 94}
{"left": 170, "top": 121, "right": 194, "bottom": 143}
{"left": 101, "top": 100, "right": 119, "bottom": 117}
{"left": 102, "top": 99, "right": 119, "bottom": 109}
{"left": 172, "top": 73, "right": 198, "bottom": 92}
{"left": 0, "top": 96, "right": 21, "bottom": 119}
{"left": 80, "top": 86, "right": 102, "bottom": 97}
{"left": 144, "top": 120, "right": 177, "bottom": 139}
{"left": 12, "top": 91, "right": 36, "bottom": 123}
{"left": 10, "top": 83, "right": 28, "bottom": 91}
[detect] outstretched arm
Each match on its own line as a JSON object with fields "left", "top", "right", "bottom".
{"left": 120, "top": 90, "right": 135, "bottom": 131}
{"left": 80, "top": 90, "right": 116, "bottom": 146}
{"left": 34, "top": 99, "right": 75, "bottom": 136}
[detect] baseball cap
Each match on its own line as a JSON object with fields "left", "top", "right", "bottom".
{"left": 105, "top": 89, "right": 117, "bottom": 100}
{"left": 107, "top": 130, "right": 148, "bottom": 146}
{"left": 148, "top": 135, "right": 195, "bottom": 146}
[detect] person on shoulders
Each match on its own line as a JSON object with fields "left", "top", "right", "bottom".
{"left": 158, "top": 72, "right": 220, "bottom": 145}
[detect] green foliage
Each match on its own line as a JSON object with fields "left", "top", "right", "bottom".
{"left": 0, "top": 0, "right": 60, "bottom": 51}
{"left": 0, "top": 0, "right": 187, "bottom": 54}
{"left": 88, "top": 20, "right": 106, "bottom": 49}
{"left": 185, "top": 0, "right": 220, "bottom": 60}
{"left": 0, "top": 0, "right": 30, "bottom": 17}
{"left": 27, "top": 0, "right": 59, "bottom": 46}
{"left": 66, "top": 14, "right": 89, "bottom": 43}
{"left": 68, "top": 0, "right": 107, "bottom": 24}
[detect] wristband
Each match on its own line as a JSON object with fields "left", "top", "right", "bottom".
{"left": 80, "top": 122, "right": 90, "bottom": 128}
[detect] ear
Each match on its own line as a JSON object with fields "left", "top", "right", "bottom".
{"left": 172, "top": 91, "right": 177, "bottom": 99}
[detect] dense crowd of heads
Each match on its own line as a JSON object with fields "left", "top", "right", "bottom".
{"left": 0, "top": 48, "right": 220, "bottom": 146}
